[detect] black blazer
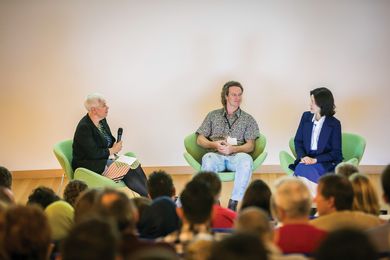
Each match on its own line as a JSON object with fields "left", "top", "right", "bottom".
{"left": 72, "top": 114, "right": 115, "bottom": 173}
{"left": 289, "top": 111, "right": 343, "bottom": 172}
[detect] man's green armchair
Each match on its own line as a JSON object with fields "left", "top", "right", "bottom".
{"left": 279, "top": 132, "right": 366, "bottom": 176}
{"left": 183, "top": 133, "right": 267, "bottom": 182}
{"left": 53, "top": 139, "right": 136, "bottom": 189}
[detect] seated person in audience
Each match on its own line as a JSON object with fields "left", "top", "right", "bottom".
{"left": 73, "top": 188, "right": 100, "bottom": 223}
{"left": 131, "top": 196, "right": 152, "bottom": 218}
{"left": 27, "top": 186, "right": 60, "bottom": 209}
{"left": 349, "top": 173, "right": 380, "bottom": 216}
{"left": 44, "top": 200, "right": 74, "bottom": 241}
{"left": 138, "top": 170, "right": 179, "bottom": 239}
{"left": 315, "top": 228, "right": 377, "bottom": 260}
{"left": 63, "top": 179, "right": 88, "bottom": 207}
{"left": 193, "top": 171, "right": 237, "bottom": 229}
{"left": 271, "top": 177, "right": 326, "bottom": 255}
{"left": 310, "top": 174, "right": 382, "bottom": 231}
{"left": 3, "top": 205, "right": 52, "bottom": 260}
{"left": 235, "top": 207, "right": 308, "bottom": 260}
{"left": 209, "top": 233, "right": 268, "bottom": 260}
{"left": 335, "top": 162, "right": 359, "bottom": 178}
{"left": 367, "top": 164, "right": 390, "bottom": 255}
{"left": 72, "top": 93, "right": 148, "bottom": 196}
{"left": 95, "top": 188, "right": 171, "bottom": 258}
{"left": 160, "top": 180, "right": 215, "bottom": 257}
{"left": 0, "top": 166, "right": 12, "bottom": 189}
{"left": 0, "top": 186, "right": 15, "bottom": 205}
{"left": 240, "top": 179, "right": 272, "bottom": 218}
{"left": 61, "top": 216, "right": 120, "bottom": 260}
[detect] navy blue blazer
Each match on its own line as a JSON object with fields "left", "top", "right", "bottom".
{"left": 289, "top": 111, "right": 343, "bottom": 172}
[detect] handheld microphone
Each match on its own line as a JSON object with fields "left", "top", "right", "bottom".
{"left": 117, "top": 128, "right": 123, "bottom": 142}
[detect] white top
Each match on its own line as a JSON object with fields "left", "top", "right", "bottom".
{"left": 310, "top": 114, "right": 326, "bottom": 151}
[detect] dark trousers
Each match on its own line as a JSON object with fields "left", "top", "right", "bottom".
{"left": 123, "top": 165, "right": 148, "bottom": 197}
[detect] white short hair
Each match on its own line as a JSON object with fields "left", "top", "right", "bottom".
{"left": 84, "top": 93, "right": 105, "bottom": 112}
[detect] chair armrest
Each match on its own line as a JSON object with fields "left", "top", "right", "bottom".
{"left": 279, "top": 151, "right": 295, "bottom": 176}
{"left": 343, "top": 158, "right": 359, "bottom": 166}
{"left": 252, "top": 151, "right": 268, "bottom": 172}
{"left": 124, "top": 151, "right": 136, "bottom": 158}
{"left": 183, "top": 152, "right": 202, "bottom": 172}
{"left": 74, "top": 168, "right": 126, "bottom": 188}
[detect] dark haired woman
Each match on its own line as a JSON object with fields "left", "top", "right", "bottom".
{"left": 289, "top": 87, "right": 343, "bottom": 196}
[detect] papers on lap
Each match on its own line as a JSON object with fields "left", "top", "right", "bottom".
{"left": 103, "top": 155, "right": 138, "bottom": 182}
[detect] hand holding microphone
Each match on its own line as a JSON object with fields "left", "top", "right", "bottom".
{"left": 109, "top": 128, "right": 123, "bottom": 155}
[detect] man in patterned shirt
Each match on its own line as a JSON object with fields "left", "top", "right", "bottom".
{"left": 196, "top": 81, "right": 260, "bottom": 211}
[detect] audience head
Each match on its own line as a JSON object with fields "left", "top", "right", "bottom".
{"left": 131, "top": 197, "right": 152, "bottom": 218}
{"left": 209, "top": 233, "right": 268, "bottom": 260}
{"left": 27, "top": 186, "right": 60, "bottom": 209}
{"left": 381, "top": 164, "right": 390, "bottom": 203}
{"left": 0, "top": 166, "right": 12, "bottom": 189}
{"left": 180, "top": 180, "right": 214, "bottom": 224}
{"left": 147, "top": 170, "right": 175, "bottom": 199}
{"left": 235, "top": 207, "right": 273, "bottom": 241}
{"left": 4, "top": 205, "right": 51, "bottom": 260}
{"left": 61, "top": 217, "right": 120, "bottom": 260}
{"left": 221, "top": 81, "right": 243, "bottom": 108}
{"left": 95, "top": 188, "right": 138, "bottom": 233}
{"left": 271, "top": 176, "right": 311, "bottom": 222}
{"left": 310, "top": 87, "right": 335, "bottom": 116}
{"left": 84, "top": 93, "right": 106, "bottom": 112}
{"left": 240, "top": 179, "right": 272, "bottom": 216}
{"left": 315, "top": 228, "right": 376, "bottom": 260}
{"left": 74, "top": 188, "right": 100, "bottom": 223}
{"left": 192, "top": 171, "right": 221, "bottom": 200}
{"left": 349, "top": 173, "right": 380, "bottom": 215}
{"left": 63, "top": 180, "right": 88, "bottom": 207}
{"left": 0, "top": 187, "right": 15, "bottom": 205}
{"left": 44, "top": 200, "right": 74, "bottom": 241}
{"left": 315, "top": 174, "right": 354, "bottom": 216}
{"left": 335, "top": 162, "right": 359, "bottom": 178}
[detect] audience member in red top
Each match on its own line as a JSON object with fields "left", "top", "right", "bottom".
{"left": 193, "top": 171, "right": 236, "bottom": 228}
{"left": 271, "top": 176, "right": 327, "bottom": 254}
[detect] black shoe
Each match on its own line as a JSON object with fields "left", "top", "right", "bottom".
{"left": 228, "top": 199, "right": 238, "bottom": 211}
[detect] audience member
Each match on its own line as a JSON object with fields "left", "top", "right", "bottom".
{"left": 240, "top": 179, "right": 272, "bottom": 217}
{"left": 271, "top": 177, "right": 326, "bottom": 255}
{"left": 193, "top": 171, "right": 236, "bottom": 229}
{"left": 44, "top": 200, "right": 74, "bottom": 241}
{"left": 73, "top": 188, "right": 100, "bottom": 223}
{"left": 209, "top": 233, "right": 268, "bottom": 260}
{"left": 367, "top": 164, "right": 390, "bottom": 255}
{"left": 315, "top": 228, "right": 377, "bottom": 260}
{"left": 335, "top": 162, "right": 359, "bottom": 178}
{"left": 349, "top": 173, "right": 380, "bottom": 215}
{"left": 63, "top": 180, "right": 88, "bottom": 207}
{"left": 27, "top": 186, "right": 60, "bottom": 209}
{"left": 311, "top": 174, "right": 382, "bottom": 231}
{"left": 0, "top": 166, "right": 12, "bottom": 189}
{"left": 131, "top": 196, "right": 152, "bottom": 217}
{"left": 0, "top": 187, "right": 15, "bottom": 205}
{"left": 235, "top": 207, "right": 308, "bottom": 260}
{"left": 3, "top": 205, "right": 52, "bottom": 260}
{"left": 61, "top": 217, "right": 120, "bottom": 260}
{"left": 138, "top": 171, "right": 179, "bottom": 239}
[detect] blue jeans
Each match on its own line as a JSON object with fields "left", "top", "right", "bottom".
{"left": 201, "top": 152, "right": 253, "bottom": 201}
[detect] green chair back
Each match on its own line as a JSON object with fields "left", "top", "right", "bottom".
{"left": 53, "top": 139, "right": 74, "bottom": 180}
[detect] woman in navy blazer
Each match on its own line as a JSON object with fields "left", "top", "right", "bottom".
{"left": 289, "top": 88, "right": 343, "bottom": 195}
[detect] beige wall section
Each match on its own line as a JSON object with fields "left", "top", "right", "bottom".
{"left": 0, "top": 1, "right": 389, "bottom": 171}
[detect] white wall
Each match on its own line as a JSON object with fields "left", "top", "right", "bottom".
{"left": 0, "top": 0, "right": 389, "bottom": 171}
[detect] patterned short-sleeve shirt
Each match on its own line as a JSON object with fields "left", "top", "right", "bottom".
{"left": 196, "top": 108, "right": 260, "bottom": 146}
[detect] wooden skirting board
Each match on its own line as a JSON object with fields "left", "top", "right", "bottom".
{"left": 11, "top": 165, "right": 387, "bottom": 179}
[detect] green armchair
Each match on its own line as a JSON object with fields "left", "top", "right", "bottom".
{"left": 279, "top": 132, "right": 366, "bottom": 176}
{"left": 53, "top": 139, "right": 136, "bottom": 189}
{"left": 183, "top": 133, "right": 267, "bottom": 182}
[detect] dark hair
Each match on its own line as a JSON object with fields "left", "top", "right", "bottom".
{"left": 209, "top": 233, "right": 268, "bottom": 260}
{"left": 4, "top": 205, "right": 51, "bottom": 260}
{"left": 310, "top": 87, "right": 335, "bottom": 116}
{"left": 131, "top": 197, "right": 152, "bottom": 218}
{"left": 63, "top": 180, "right": 88, "bottom": 207}
{"left": 147, "top": 170, "right": 174, "bottom": 199}
{"left": 221, "top": 81, "right": 243, "bottom": 107}
{"left": 61, "top": 217, "right": 119, "bottom": 260}
{"left": 315, "top": 229, "right": 376, "bottom": 260}
{"left": 192, "top": 171, "right": 221, "bottom": 199}
{"left": 381, "top": 164, "right": 390, "bottom": 201}
{"left": 180, "top": 180, "right": 214, "bottom": 224}
{"left": 0, "top": 166, "right": 12, "bottom": 189}
{"left": 74, "top": 188, "right": 100, "bottom": 223}
{"left": 240, "top": 180, "right": 272, "bottom": 216}
{"left": 319, "top": 174, "right": 354, "bottom": 211}
{"left": 27, "top": 186, "right": 60, "bottom": 209}
{"left": 336, "top": 163, "right": 359, "bottom": 178}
